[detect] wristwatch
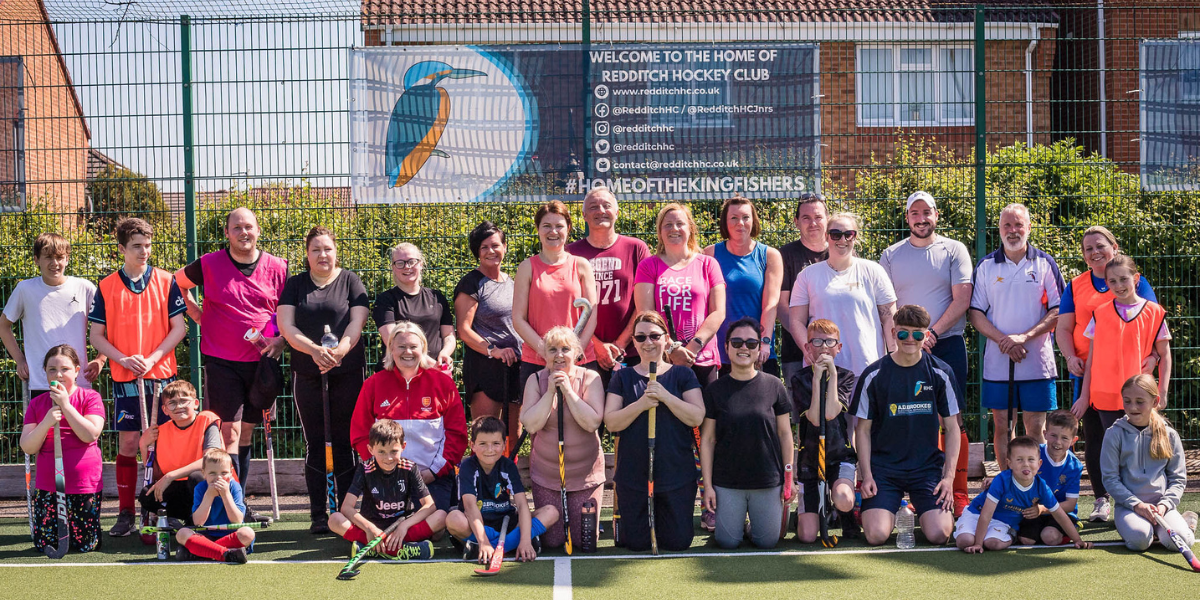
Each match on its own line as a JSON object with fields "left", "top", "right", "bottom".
{"left": 486, "top": 343, "right": 495, "bottom": 358}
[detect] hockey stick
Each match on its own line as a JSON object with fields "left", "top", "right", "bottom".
{"left": 1153, "top": 513, "right": 1200, "bottom": 572}
{"left": 664, "top": 305, "right": 706, "bottom": 521}
{"left": 45, "top": 385, "right": 69, "bottom": 559}
{"left": 1007, "top": 359, "right": 1017, "bottom": 441}
{"left": 263, "top": 404, "right": 280, "bottom": 521}
{"left": 473, "top": 514, "right": 511, "bottom": 576}
{"left": 336, "top": 515, "right": 406, "bottom": 580}
{"left": 817, "top": 371, "right": 838, "bottom": 548}
{"left": 647, "top": 361, "right": 659, "bottom": 555}
{"left": 137, "top": 377, "right": 154, "bottom": 544}
{"left": 557, "top": 383, "right": 572, "bottom": 555}
{"left": 150, "top": 382, "right": 168, "bottom": 560}
{"left": 323, "top": 372, "right": 337, "bottom": 516}
{"left": 139, "top": 521, "right": 269, "bottom": 535}
{"left": 22, "top": 381, "right": 32, "bottom": 539}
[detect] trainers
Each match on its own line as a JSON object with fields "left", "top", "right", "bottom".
{"left": 223, "top": 547, "right": 248, "bottom": 564}
{"left": 245, "top": 507, "right": 272, "bottom": 524}
{"left": 1182, "top": 511, "right": 1198, "bottom": 533}
{"left": 109, "top": 511, "right": 137, "bottom": 537}
{"left": 1088, "top": 496, "right": 1112, "bottom": 522}
{"left": 175, "top": 544, "right": 196, "bottom": 561}
{"left": 839, "top": 511, "right": 861, "bottom": 540}
{"left": 462, "top": 540, "right": 478, "bottom": 561}
{"left": 531, "top": 535, "right": 542, "bottom": 555}
{"left": 309, "top": 516, "right": 330, "bottom": 535}
{"left": 701, "top": 509, "right": 717, "bottom": 532}
{"left": 379, "top": 540, "right": 434, "bottom": 561}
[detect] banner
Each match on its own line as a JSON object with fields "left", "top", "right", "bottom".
{"left": 351, "top": 44, "right": 820, "bottom": 203}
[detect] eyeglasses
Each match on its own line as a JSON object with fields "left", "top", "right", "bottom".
{"left": 729, "top": 337, "right": 762, "bottom": 350}
{"left": 391, "top": 258, "right": 421, "bottom": 269}
{"left": 810, "top": 338, "right": 839, "bottom": 348}
{"left": 165, "top": 399, "right": 194, "bottom": 409}
{"left": 828, "top": 229, "right": 858, "bottom": 241}
{"left": 632, "top": 333, "right": 664, "bottom": 343}
{"left": 896, "top": 330, "right": 926, "bottom": 341}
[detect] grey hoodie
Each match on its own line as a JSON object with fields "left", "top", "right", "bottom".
{"left": 1099, "top": 417, "right": 1187, "bottom": 511}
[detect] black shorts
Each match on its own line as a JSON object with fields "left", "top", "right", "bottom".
{"left": 1016, "top": 513, "right": 1077, "bottom": 542}
{"left": 426, "top": 472, "right": 458, "bottom": 512}
{"left": 614, "top": 481, "right": 697, "bottom": 552}
{"left": 462, "top": 346, "right": 521, "bottom": 404}
{"left": 202, "top": 355, "right": 262, "bottom": 424}
{"left": 516, "top": 360, "right": 600, "bottom": 405}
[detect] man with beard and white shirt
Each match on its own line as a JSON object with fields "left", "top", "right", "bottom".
{"left": 567, "top": 186, "right": 650, "bottom": 391}
{"left": 880, "top": 191, "right": 973, "bottom": 516}
{"left": 778, "top": 192, "right": 829, "bottom": 387}
{"left": 968, "top": 203, "right": 1063, "bottom": 469}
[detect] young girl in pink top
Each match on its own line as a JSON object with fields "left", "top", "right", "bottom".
{"left": 20, "top": 344, "right": 106, "bottom": 553}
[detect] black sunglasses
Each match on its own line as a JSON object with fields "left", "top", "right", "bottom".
{"left": 828, "top": 229, "right": 858, "bottom": 241}
{"left": 729, "top": 337, "right": 762, "bottom": 350}
{"left": 897, "top": 330, "right": 926, "bottom": 341}
{"left": 633, "top": 333, "right": 665, "bottom": 343}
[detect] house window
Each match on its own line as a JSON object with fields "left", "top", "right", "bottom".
{"left": 0, "top": 56, "right": 24, "bottom": 212}
{"left": 856, "top": 46, "right": 974, "bottom": 127}
{"left": 1140, "top": 38, "right": 1200, "bottom": 191}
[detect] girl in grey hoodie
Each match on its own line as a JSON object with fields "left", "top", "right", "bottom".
{"left": 1100, "top": 374, "right": 1195, "bottom": 551}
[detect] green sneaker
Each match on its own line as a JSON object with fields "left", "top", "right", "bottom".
{"left": 377, "top": 540, "right": 434, "bottom": 561}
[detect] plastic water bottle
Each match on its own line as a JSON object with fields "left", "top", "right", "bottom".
{"left": 896, "top": 500, "right": 916, "bottom": 549}
{"left": 320, "top": 325, "right": 338, "bottom": 349}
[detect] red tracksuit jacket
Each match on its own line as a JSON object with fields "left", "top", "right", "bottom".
{"left": 350, "top": 367, "right": 467, "bottom": 478}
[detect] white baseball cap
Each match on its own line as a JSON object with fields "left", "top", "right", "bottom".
{"left": 905, "top": 191, "right": 937, "bottom": 211}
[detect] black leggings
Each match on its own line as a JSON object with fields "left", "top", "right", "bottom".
{"left": 293, "top": 369, "right": 362, "bottom": 519}
{"left": 138, "top": 470, "right": 203, "bottom": 523}
{"left": 1082, "top": 406, "right": 1124, "bottom": 498}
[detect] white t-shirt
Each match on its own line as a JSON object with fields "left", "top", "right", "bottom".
{"left": 3, "top": 276, "right": 96, "bottom": 390}
{"left": 790, "top": 258, "right": 897, "bottom": 375}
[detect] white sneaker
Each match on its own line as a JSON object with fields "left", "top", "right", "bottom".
{"left": 1088, "top": 496, "right": 1112, "bottom": 522}
{"left": 1182, "top": 511, "right": 1198, "bottom": 533}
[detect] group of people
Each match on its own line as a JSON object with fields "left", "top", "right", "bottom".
{"left": 5, "top": 187, "right": 1194, "bottom": 563}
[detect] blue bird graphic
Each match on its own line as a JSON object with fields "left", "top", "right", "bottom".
{"left": 385, "top": 61, "right": 486, "bottom": 188}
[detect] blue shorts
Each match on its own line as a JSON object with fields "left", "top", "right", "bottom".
{"left": 862, "top": 466, "right": 945, "bottom": 516}
{"left": 112, "top": 377, "right": 176, "bottom": 431}
{"left": 980, "top": 379, "right": 1056, "bottom": 412}
{"left": 426, "top": 472, "right": 458, "bottom": 512}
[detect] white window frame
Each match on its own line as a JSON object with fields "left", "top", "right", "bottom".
{"left": 855, "top": 44, "right": 975, "bottom": 128}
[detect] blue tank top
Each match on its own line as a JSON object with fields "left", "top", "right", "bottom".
{"left": 714, "top": 241, "right": 775, "bottom": 363}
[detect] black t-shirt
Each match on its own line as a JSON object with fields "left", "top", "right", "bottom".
{"left": 372, "top": 286, "right": 453, "bottom": 361}
{"left": 791, "top": 365, "right": 857, "bottom": 479}
{"left": 278, "top": 269, "right": 369, "bottom": 376}
{"left": 182, "top": 249, "right": 262, "bottom": 284}
{"left": 347, "top": 457, "right": 430, "bottom": 524}
{"left": 778, "top": 239, "right": 828, "bottom": 362}
{"left": 606, "top": 365, "right": 702, "bottom": 493}
{"left": 850, "top": 353, "right": 959, "bottom": 474}
{"left": 703, "top": 372, "right": 792, "bottom": 490}
{"left": 457, "top": 454, "right": 525, "bottom": 519}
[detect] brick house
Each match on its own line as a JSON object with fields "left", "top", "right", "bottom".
{"left": 1052, "top": 1, "right": 1200, "bottom": 181}
{"left": 359, "top": 1, "right": 1058, "bottom": 188}
{"left": 0, "top": 0, "right": 91, "bottom": 214}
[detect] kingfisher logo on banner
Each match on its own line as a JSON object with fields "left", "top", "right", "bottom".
{"left": 351, "top": 47, "right": 538, "bottom": 203}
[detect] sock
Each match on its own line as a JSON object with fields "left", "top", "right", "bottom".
{"left": 116, "top": 454, "right": 138, "bottom": 513}
{"left": 185, "top": 535, "right": 227, "bottom": 561}
{"left": 343, "top": 525, "right": 369, "bottom": 545}
{"left": 503, "top": 517, "right": 547, "bottom": 549}
{"left": 465, "top": 525, "right": 499, "bottom": 545}
{"left": 237, "top": 445, "right": 253, "bottom": 485}
{"left": 954, "top": 430, "right": 970, "bottom": 497}
{"left": 403, "top": 520, "right": 433, "bottom": 543}
{"left": 213, "top": 532, "right": 245, "bottom": 549}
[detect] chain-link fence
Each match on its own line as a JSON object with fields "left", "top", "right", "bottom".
{"left": 1, "top": 1, "right": 1197, "bottom": 465}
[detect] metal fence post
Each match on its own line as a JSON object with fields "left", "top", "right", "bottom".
{"left": 181, "top": 15, "right": 200, "bottom": 389}
{"left": 974, "top": 5, "right": 989, "bottom": 452}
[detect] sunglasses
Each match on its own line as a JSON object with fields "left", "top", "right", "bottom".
{"left": 896, "top": 330, "right": 926, "bottom": 341}
{"left": 391, "top": 258, "right": 421, "bottom": 269}
{"left": 810, "top": 338, "right": 839, "bottom": 348}
{"left": 828, "top": 229, "right": 858, "bottom": 241}
{"left": 729, "top": 337, "right": 762, "bottom": 350}
{"left": 633, "top": 333, "right": 665, "bottom": 343}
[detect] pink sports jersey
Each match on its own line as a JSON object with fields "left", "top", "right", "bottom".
{"left": 197, "top": 250, "right": 287, "bottom": 362}
{"left": 24, "top": 387, "right": 105, "bottom": 494}
{"left": 634, "top": 254, "right": 725, "bottom": 366}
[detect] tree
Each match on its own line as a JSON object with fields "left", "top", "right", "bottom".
{"left": 88, "top": 164, "right": 169, "bottom": 234}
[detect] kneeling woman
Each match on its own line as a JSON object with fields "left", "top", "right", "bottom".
{"left": 521, "top": 326, "right": 606, "bottom": 551}
{"left": 604, "top": 311, "right": 705, "bottom": 551}
{"left": 700, "top": 318, "right": 794, "bottom": 549}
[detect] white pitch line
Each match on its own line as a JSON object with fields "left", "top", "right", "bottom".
{"left": 0, "top": 541, "right": 1127, "bottom": 568}
{"left": 553, "top": 557, "right": 572, "bottom": 600}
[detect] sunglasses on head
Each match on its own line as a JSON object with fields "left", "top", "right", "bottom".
{"left": 897, "top": 330, "right": 926, "bottom": 341}
{"left": 828, "top": 229, "right": 858, "bottom": 241}
{"left": 809, "top": 338, "right": 839, "bottom": 348}
{"left": 632, "top": 333, "right": 665, "bottom": 343}
{"left": 729, "top": 337, "right": 762, "bottom": 350}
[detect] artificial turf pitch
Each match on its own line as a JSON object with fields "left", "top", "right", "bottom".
{"left": 1, "top": 496, "right": 1197, "bottom": 599}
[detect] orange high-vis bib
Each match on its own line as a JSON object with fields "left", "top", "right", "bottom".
{"left": 1069, "top": 271, "right": 1108, "bottom": 363}
{"left": 99, "top": 268, "right": 178, "bottom": 382}
{"left": 156, "top": 411, "right": 229, "bottom": 481}
{"left": 1088, "top": 300, "right": 1166, "bottom": 411}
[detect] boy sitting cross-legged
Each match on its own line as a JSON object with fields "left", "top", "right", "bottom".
{"left": 955, "top": 435, "right": 1092, "bottom": 553}
{"left": 1017, "top": 410, "right": 1084, "bottom": 545}
{"left": 175, "top": 448, "right": 255, "bottom": 563}
{"left": 329, "top": 419, "right": 436, "bottom": 560}
{"left": 447, "top": 416, "right": 559, "bottom": 563}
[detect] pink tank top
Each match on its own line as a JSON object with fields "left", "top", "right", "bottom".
{"left": 529, "top": 368, "right": 605, "bottom": 492}
{"left": 199, "top": 250, "right": 288, "bottom": 362}
{"left": 522, "top": 254, "right": 596, "bottom": 365}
